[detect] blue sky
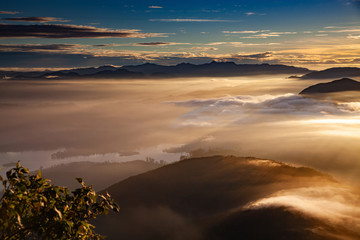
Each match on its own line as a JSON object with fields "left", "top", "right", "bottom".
{"left": 0, "top": 0, "right": 359, "bottom": 69}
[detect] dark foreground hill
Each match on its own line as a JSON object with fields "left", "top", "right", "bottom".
{"left": 301, "top": 67, "right": 360, "bottom": 79}
{"left": 39, "top": 160, "right": 162, "bottom": 191}
{"left": 94, "top": 156, "right": 360, "bottom": 240}
{"left": 299, "top": 78, "right": 360, "bottom": 94}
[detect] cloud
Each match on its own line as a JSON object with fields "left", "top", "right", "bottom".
{"left": 0, "top": 11, "right": 21, "bottom": 15}
{"left": 240, "top": 32, "right": 297, "bottom": 39}
{"left": 191, "top": 47, "right": 218, "bottom": 51}
{"left": 135, "top": 42, "right": 188, "bottom": 46}
{"left": 1, "top": 38, "right": 359, "bottom": 68}
{"left": 246, "top": 186, "right": 360, "bottom": 232}
{"left": 0, "top": 24, "right": 167, "bottom": 38}
{"left": 92, "top": 42, "right": 188, "bottom": 47}
{"left": 347, "top": 34, "right": 360, "bottom": 39}
{"left": 136, "top": 42, "right": 172, "bottom": 46}
{"left": 245, "top": 12, "right": 265, "bottom": 16}
{"left": 2, "top": 17, "right": 69, "bottom": 23}
{"left": 222, "top": 30, "right": 298, "bottom": 39}
{"left": 206, "top": 42, "right": 279, "bottom": 47}
{"left": 233, "top": 52, "right": 273, "bottom": 59}
{"left": 273, "top": 41, "right": 360, "bottom": 66}
{"left": 168, "top": 94, "right": 360, "bottom": 127}
{"left": 0, "top": 44, "right": 78, "bottom": 52}
{"left": 149, "top": 19, "right": 235, "bottom": 22}
{"left": 324, "top": 26, "right": 348, "bottom": 29}
{"left": 223, "top": 30, "right": 270, "bottom": 34}
{"left": 148, "top": 6, "right": 163, "bottom": 9}
{"left": 320, "top": 26, "right": 360, "bottom": 33}
{"left": 0, "top": 45, "right": 278, "bottom": 68}
{"left": 0, "top": 42, "right": 273, "bottom": 61}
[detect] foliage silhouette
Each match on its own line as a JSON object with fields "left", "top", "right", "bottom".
{"left": 0, "top": 162, "right": 119, "bottom": 240}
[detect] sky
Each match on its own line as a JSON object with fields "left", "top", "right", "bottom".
{"left": 0, "top": 0, "right": 360, "bottom": 69}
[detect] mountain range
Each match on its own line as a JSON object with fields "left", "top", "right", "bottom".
{"left": 1, "top": 62, "right": 310, "bottom": 80}
{"left": 2, "top": 63, "right": 360, "bottom": 80}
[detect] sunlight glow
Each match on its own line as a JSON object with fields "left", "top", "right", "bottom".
{"left": 303, "top": 118, "right": 360, "bottom": 125}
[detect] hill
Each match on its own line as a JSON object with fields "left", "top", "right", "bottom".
{"left": 299, "top": 78, "right": 360, "bottom": 94}
{"left": 39, "top": 160, "right": 162, "bottom": 191}
{"left": 94, "top": 156, "right": 359, "bottom": 240}
{"left": 301, "top": 67, "right": 360, "bottom": 79}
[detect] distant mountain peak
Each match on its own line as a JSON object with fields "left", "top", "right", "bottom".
{"left": 176, "top": 62, "right": 194, "bottom": 66}
{"left": 336, "top": 77, "right": 357, "bottom": 82}
{"left": 207, "top": 61, "right": 236, "bottom": 65}
{"left": 139, "top": 62, "right": 159, "bottom": 66}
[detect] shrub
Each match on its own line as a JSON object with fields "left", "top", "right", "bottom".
{"left": 0, "top": 162, "right": 119, "bottom": 240}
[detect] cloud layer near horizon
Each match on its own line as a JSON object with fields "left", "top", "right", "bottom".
{"left": 0, "top": 24, "right": 167, "bottom": 38}
{"left": 0, "top": 11, "right": 21, "bottom": 14}
{"left": 0, "top": 43, "right": 275, "bottom": 67}
{"left": 2, "top": 17, "right": 69, "bottom": 22}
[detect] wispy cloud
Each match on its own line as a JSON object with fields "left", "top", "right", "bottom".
{"left": 2, "top": 17, "right": 69, "bottom": 23}
{"left": 234, "top": 52, "right": 273, "bottom": 59}
{"left": 223, "top": 30, "right": 296, "bottom": 38}
{"left": 246, "top": 186, "right": 360, "bottom": 233}
{"left": 149, "top": 19, "right": 236, "bottom": 22}
{"left": 273, "top": 41, "right": 360, "bottom": 66}
{"left": 319, "top": 28, "right": 360, "bottom": 33}
{"left": 0, "top": 44, "right": 78, "bottom": 52}
{"left": 0, "top": 24, "right": 167, "bottom": 39}
{"left": 94, "top": 42, "right": 189, "bottom": 47}
{"left": 318, "top": 26, "right": 360, "bottom": 38}
{"left": 223, "top": 30, "right": 270, "bottom": 34}
{"left": 148, "top": 6, "right": 163, "bottom": 9}
{"left": 240, "top": 32, "right": 297, "bottom": 39}
{"left": 135, "top": 42, "right": 188, "bottom": 46}
{"left": 191, "top": 47, "right": 218, "bottom": 51}
{"left": 0, "top": 11, "right": 21, "bottom": 15}
{"left": 245, "top": 12, "right": 265, "bottom": 16}
{"left": 347, "top": 35, "right": 360, "bottom": 39}
{"left": 206, "top": 42, "right": 279, "bottom": 47}
{"left": 324, "top": 26, "right": 349, "bottom": 29}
